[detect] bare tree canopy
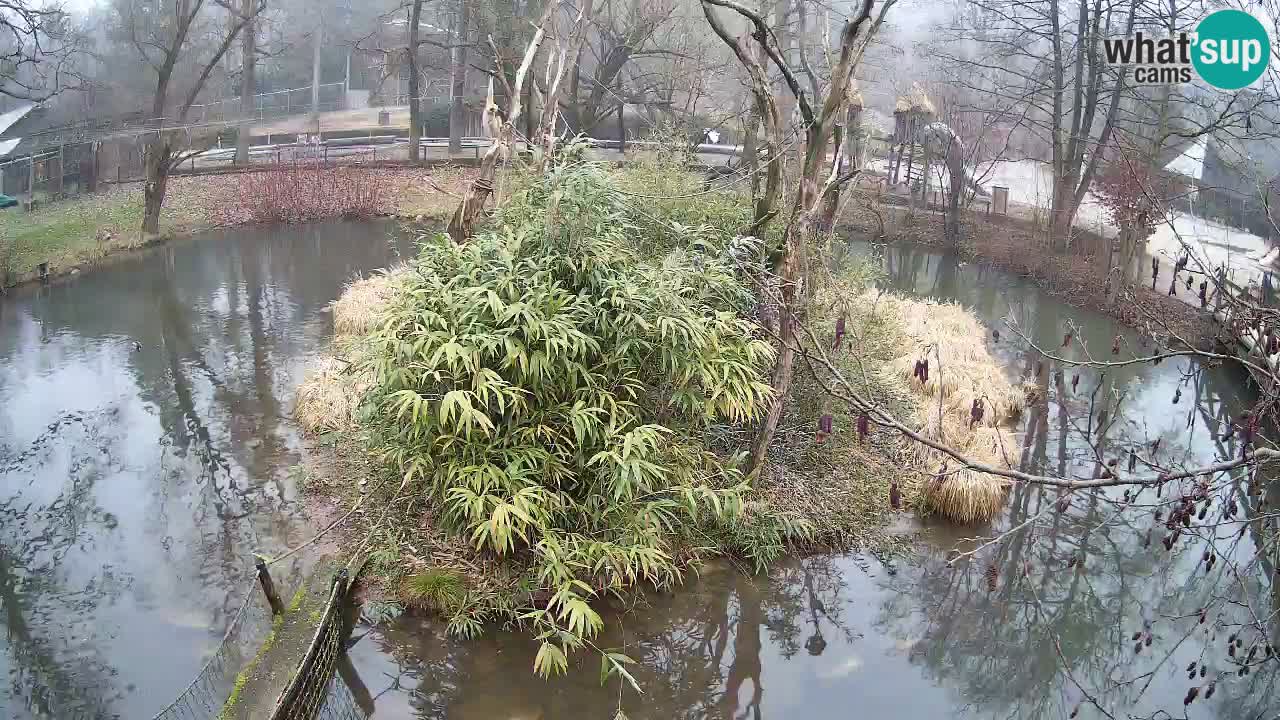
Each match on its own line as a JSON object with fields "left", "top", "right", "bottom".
{"left": 1, "top": 0, "right": 81, "bottom": 100}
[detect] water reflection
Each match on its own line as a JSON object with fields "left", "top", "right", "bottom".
{"left": 0, "top": 221, "right": 410, "bottom": 718}
{"left": 348, "top": 241, "right": 1278, "bottom": 720}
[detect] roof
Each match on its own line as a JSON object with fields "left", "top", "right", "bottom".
{"left": 1163, "top": 137, "right": 1206, "bottom": 180}
{"left": 0, "top": 103, "right": 35, "bottom": 136}
{"left": 894, "top": 83, "right": 935, "bottom": 116}
{"left": 0, "top": 102, "right": 37, "bottom": 159}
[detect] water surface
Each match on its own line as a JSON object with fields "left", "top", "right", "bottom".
{"left": 2, "top": 226, "right": 1276, "bottom": 720}
{"left": 0, "top": 220, "right": 410, "bottom": 718}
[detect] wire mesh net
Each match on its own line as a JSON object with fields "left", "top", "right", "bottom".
{"left": 269, "top": 570, "right": 355, "bottom": 720}
{"left": 150, "top": 578, "right": 275, "bottom": 720}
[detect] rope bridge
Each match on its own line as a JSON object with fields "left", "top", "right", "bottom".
{"left": 149, "top": 560, "right": 367, "bottom": 720}
{"left": 268, "top": 570, "right": 354, "bottom": 720}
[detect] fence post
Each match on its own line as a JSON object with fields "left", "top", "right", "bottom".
{"left": 255, "top": 556, "right": 285, "bottom": 615}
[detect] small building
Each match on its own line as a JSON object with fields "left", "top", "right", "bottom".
{"left": 889, "top": 83, "right": 936, "bottom": 185}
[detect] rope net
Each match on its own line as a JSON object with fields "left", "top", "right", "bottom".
{"left": 269, "top": 570, "right": 356, "bottom": 720}
{"left": 150, "top": 579, "right": 274, "bottom": 720}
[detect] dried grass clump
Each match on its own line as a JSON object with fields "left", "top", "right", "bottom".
{"left": 908, "top": 415, "right": 1014, "bottom": 523}
{"left": 331, "top": 267, "right": 406, "bottom": 337}
{"left": 921, "top": 468, "right": 1010, "bottom": 524}
{"left": 881, "top": 294, "right": 1025, "bottom": 425}
{"left": 294, "top": 354, "right": 371, "bottom": 433}
{"left": 296, "top": 269, "right": 407, "bottom": 433}
{"left": 858, "top": 291, "right": 1020, "bottom": 524}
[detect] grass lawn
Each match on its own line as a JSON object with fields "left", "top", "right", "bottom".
{"left": 0, "top": 186, "right": 156, "bottom": 277}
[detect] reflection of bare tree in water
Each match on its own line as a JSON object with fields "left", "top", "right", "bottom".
{"left": 0, "top": 425, "right": 129, "bottom": 717}
{"left": 357, "top": 557, "right": 860, "bottom": 720}
{"left": 870, "top": 360, "right": 1280, "bottom": 720}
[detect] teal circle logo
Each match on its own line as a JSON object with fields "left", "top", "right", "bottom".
{"left": 1193, "top": 10, "right": 1270, "bottom": 90}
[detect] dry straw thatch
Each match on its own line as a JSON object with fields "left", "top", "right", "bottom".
{"left": 866, "top": 292, "right": 1020, "bottom": 524}
{"left": 295, "top": 354, "right": 370, "bottom": 433}
{"left": 883, "top": 296, "right": 1025, "bottom": 426}
{"left": 295, "top": 268, "right": 405, "bottom": 432}
{"left": 893, "top": 82, "right": 936, "bottom": 117}
{"left": 330, "top": 268, "right": 406, "bottom": 337}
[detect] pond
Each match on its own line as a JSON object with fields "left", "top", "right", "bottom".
{"left": 0, "top": 226, "right": 1275, "bottom": 719}
{"left": 0, "top": 220, "right": 412, "bottom": 719}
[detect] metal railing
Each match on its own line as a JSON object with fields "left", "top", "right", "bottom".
{"left": 190, "top": 83, "right": 348, "bottom": 125}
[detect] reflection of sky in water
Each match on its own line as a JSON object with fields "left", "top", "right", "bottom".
{"left": 342, "top": 242, "right": 1277, "bottom": 720}
{"left": 0, "top": 221, "right": 410, "bottom": 718}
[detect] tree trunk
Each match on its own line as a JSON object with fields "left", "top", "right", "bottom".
{"left": 742, "top": 109, "right": 760, "bottom": 198}
{"left": 408, "top": 0, "right": 423, "bottom": 163}
{"left": 1050, "top": 174, "right": 1079, "bottom": 246}
{"left": 749, "top": 217, "right": 805, "bottom": 471}
{"left": 235, "top": 0, "right": 256, "bottom": 165}
{"left": 772, "top": 0, "right": 793, "bottom": 130}
{"left": 448, "top": 0, "right": 472, "bottom": 155}
{"left": 536, "top": 0, "right": 595, "bottom": 172}
{"left": 1105, "top": 225, "right": 1144, "bottom": 307}
{"left": 448, "top": 1, "right": 559, "bottom": 242}
{"left": 142, "top": 137, "right": 170, "bottom": 236}
{"left": 945, "top": 160, "right": 962, "bottom": 246}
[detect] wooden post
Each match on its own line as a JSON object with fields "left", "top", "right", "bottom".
{"left": 255, "top": 557, "right": 285, "bottom": 615}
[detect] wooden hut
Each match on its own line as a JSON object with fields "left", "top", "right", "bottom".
{"left": 889, "top": 83, "right": 936, "bottom": 185}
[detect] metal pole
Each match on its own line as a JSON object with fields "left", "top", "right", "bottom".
{"left": 311, "top": 12, "right": 323, "bottom": 132}
{"left": 617, "top": 100, "right": 625, "bottom": 154}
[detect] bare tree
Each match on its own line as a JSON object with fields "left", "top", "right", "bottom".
{"left": 932, "top": 0, "right": 1136, "bottom": 247}
{"left": 570, "top": 0, "right": 678, "bottom": 135}
{"left": 448, "top": 0, "right": 471, "bottom": 154}
{"left": 535, "top": 0, "right": 595, "bottom": 169}
{"left": 235, "top": 0, "right": 256, "bottom": 165}
{"left": 699, "top": 0, "right": 887, "bottom": 472}
{"left": 407, "top": 0, "right": 423, "bottom": 162}
{"left": 116, "top": 0, "right": 263, "bottom": 235}
{"left": 446, "top": 0, "right": 561, "bottom": 242}
{"left": 1, "top": 0, "right": 82, "bottom": 101}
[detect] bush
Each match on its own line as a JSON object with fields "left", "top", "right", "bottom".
{"left": 234, "top": 163, "right": 381, "bottom": 224}
{"left": 360, "top": 163, "right": 777, "bottom": 672}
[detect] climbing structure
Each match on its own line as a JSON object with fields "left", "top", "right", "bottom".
{"left": 888, "top": 83, "right": 936, "bottom": 188}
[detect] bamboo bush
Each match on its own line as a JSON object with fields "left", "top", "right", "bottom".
{"left": 359, "top": 163, "right": 784, "bottom": 674}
